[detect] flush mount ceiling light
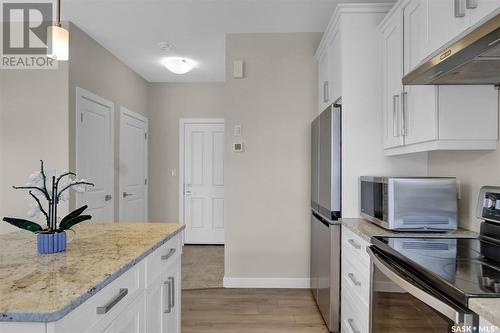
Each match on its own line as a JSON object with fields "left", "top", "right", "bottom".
{"left": 47, "top": 0, "right": 69, "bottom": 61}
{"left": 163, "top": 57, "right": 196, "bottom": 74}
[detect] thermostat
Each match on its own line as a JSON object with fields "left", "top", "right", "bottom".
{"left": 233, "top": 142, "right": 244, "bottom": 152}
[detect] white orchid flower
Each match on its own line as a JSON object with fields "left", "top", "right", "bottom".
{"left": 28, "top": 172, "right": 42, "bottom": 183}
{"left": 27, "top": 205, "right": 41, "bottom": 218}
{"left": 59, "top": 190, "right": 70, "bottom": 202}
{"left": 44, "top": 169, "right": 57, "bottom": 180}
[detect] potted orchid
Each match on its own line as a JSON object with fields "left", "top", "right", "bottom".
{"left": 3, "top": 160, "right": 94, "bottom": 254}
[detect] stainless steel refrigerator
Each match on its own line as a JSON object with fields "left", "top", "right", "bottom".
{"left": 310, "top": 102, "right": 341, "bottom": 333}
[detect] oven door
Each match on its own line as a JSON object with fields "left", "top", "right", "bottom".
{"left": 367, "top": 246, "right": 478, "bottom": 333}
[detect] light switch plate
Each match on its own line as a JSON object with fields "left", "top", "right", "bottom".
{"left": 233, "top": 60, "right": 245, "bottom": 79}
{"left": 234, "top": 125, "right": 242, "bottom": 137}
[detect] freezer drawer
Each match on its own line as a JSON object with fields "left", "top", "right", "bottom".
{"left": 310, "top": 212, "right": 340, "bottom": 332}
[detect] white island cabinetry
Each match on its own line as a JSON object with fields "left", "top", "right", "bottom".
{"left": 0, "top": 224, "right": 184, "bottom": 333}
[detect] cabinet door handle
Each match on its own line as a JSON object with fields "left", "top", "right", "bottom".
{"left": 347, "top": 239, "right": 361, "bottom": 250}
{"left": 401, "top": 91, "right": 408, "bottom": 137}
{"left": 323, "top": 81, "right": 329, "bottom": 103}
{"left": 168, "top": 276, "right": 175, "bottom": 309}
{"left": 161, "top": 248, "right": 176, "bottom": 261}
{"left": 96, "top": 288, "right": 128, "bottom": 314}
{"left": 164, "top": 280, "right": 172, "bottom": 314}
{"left": 455, "top": 0, "right": 466, "bottom": 17}
{"left": 466, "top": 0, "right": 477, "bottom": 9}
{"left": 392, "top": 94, "right": 400, "bottom": 137}
{"left": 347, "top": 318, "right": 361, "bottom": 333}
{"left": 348, "top": 273, "right": 361, "bottom": 287}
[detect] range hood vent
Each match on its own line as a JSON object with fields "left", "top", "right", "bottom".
{"left": 403, "top": 13, "right": 500, "bottom": 86}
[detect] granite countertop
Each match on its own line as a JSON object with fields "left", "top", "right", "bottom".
{"left": 341, "top": 217, "right": 477, "bottom": 242}
{"left": 469, "top": 299, "right": 500, "bottom": 328}
{"left": 0, "top": 222, "right": 184, "bottom": 322}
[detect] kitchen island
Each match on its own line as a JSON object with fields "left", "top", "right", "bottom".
{"left": 0, "top": 222, "right": 184, "bottom": 333}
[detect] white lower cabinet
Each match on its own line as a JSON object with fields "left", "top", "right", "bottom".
{"left": 146, "top": 257, "right": 181, "bottom": 333}
{"left": 341, "top": 226, "right": 370, "bottom": 333}
{"left": 20, "top": 234, "right": 184, "bottom": 333}
{"left": 102, "top": 294, "right": 145, "bottom": 333}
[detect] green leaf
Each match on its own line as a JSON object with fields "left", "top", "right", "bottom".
{"left": 60, "top": 205, "right": 88, "bottom": 225}
{"left": 58, "top": 215, "right": 91, "bottom": 231}
{"left": 3, "top": 217, "right": 43, "bottom": 233}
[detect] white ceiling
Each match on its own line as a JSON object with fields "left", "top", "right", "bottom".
{"left": 63, "top": 0, "right": 393, "bottom": 82}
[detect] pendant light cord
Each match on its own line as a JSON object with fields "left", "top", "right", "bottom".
{"left": 56, "top": 0, "right": 61, "bottom": 27}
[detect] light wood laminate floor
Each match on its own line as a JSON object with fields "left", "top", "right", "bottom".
{"left": 182, "top": 288, "right": 328, "bottom": 333}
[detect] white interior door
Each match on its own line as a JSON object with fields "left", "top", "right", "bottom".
{"left": 182, "top": 121, "right": 224, "bottom": 244}
{"left": 76, "top": 88, "right": 114, "bottom": 222}
{"left": 119, "top": 108, "right": 148, "bottom": 222}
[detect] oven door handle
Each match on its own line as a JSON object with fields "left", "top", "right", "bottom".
{"left": 367, "top": 246, "right": 472, "bottom": 325}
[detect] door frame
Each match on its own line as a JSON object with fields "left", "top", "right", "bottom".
{"left": 119, "top": 106, "right": 149, "bottom": 222}
{"left": 75, "top": 87, "right": 115, "bottom": 220}
{"left": 178, "top": 118, "right": 225, "bottom": 229}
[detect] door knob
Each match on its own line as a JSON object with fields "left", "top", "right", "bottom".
{"left": 122, "top": 192, "right": 133, "bottom": 198}
{"left": 105, "top": 194, "right": 112, "bottom": 201}
{"left": 185, "top": 191, "right": 192, "bottom": 196}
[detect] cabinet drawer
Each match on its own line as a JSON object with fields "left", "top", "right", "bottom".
{"left": 341, "top": 284, "right": 369, "bottom": 333}
{"left": 342, "top": 226, "right": 370, "bottom": 265}
{"left": 50, "top": 261, "right": 145, "bottom": 333}
{"left": 145, "top": 234, "right": 181, "bottom": 286}
{"left": 342, "top": 256, "right": 370, "bottom": 307}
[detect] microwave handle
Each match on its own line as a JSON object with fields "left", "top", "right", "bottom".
{"left": 367, "top": 246, "right": 475, "bottom": 326}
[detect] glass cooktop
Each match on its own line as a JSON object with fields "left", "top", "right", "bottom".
{"left": 371, "top": 234, "right": 500, "bottom": 306}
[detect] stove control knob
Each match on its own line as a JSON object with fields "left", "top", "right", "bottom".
{"left": 484, "top": 198, "right": 496, "bottom": 209}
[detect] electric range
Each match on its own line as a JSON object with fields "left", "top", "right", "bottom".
{"left": 368, "top": 186, "right": 500, "bottom": 332}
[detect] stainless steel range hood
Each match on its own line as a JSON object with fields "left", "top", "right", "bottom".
{"left": 402, "top": 13, "right": 500, "bottom": 85}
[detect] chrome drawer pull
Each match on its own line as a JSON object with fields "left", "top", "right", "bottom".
{"left": 347, "top": 319, "right": 360, "bottom": 333}
{"left": 347, "top": 239, "right": 361, "bottom": 250}
{"left": 96, "top": 288, "right": 128, "bottom": 314}
{"left": 164, "top": 280, "right": 172, "bottom": 314}
{"left": 168, "top": 276, "right": 175, "bottom": 308}
{"left": 348, "top": 273, "right": 361, "bottom": 287}
{"left": 161, "top": 248, "right": 176, "bottom": 261}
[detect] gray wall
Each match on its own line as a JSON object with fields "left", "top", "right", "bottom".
{"left": 428, "top": 108, "right": 500, "bottom": 233}
{"left": 0, "top": 64, "right": 69, "bottom": 234}
{"left": 146, "top": 33, "right": 321, "bottom": 281}
{"left": 148, "top": 83, "right": 225, "bottom": 222}
{"left": 223, "top": 33, "right": 320, "bottom": 280}
{"left": 68, "top": 22, "right": 149, "bottom": 217}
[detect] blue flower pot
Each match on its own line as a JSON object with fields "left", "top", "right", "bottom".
{"left": 37, "top": 231, "right": 67, "bottom": 254}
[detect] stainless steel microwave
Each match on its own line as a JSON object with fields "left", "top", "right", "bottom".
{"left": 360, "top": 177, "right": 458, "bottom": 231}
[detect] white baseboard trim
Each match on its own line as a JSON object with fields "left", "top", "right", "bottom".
{"left": 223, "top": 277, "right": 311, "bottom": 289}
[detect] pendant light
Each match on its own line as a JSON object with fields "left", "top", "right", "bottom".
{"left": 47, "top": 0, "right": 69, "bottom": 61}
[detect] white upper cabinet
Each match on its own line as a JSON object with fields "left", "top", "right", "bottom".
{"left": 426, "top": 0, "right": 500, "bottom": 65}
{"left": 426, "top": 0, "right": 470, "bottom": 56}
{"left": 381, "top": 12, "right": 405, "bottom": 149}
{"left": 327, "top": 30, "right": 342, "bottom": 104}
{"left": 469, "top": 0, "right": 500, "bottom": 28}
{"left": 380, "top": 0, "right": 499, "bottom": 156}
{"left": 403, "top": 0, "right": 438, "bottom": 145}
{"left": 318, "top": 52, "right": 330, "bottom": 112}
